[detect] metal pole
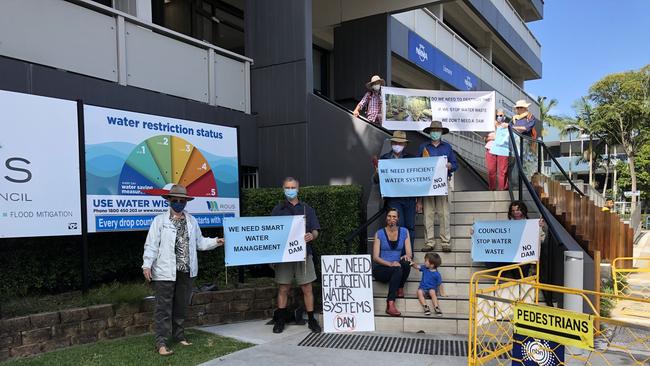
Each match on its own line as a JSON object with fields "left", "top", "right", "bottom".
{"left": 518, "top": 136, "right": 523, "bottom": 201}
{"left": 76, "top": 100, "right": 90, "bottom": 294}
{"left": 564, "top": 250, "right": 584, "bottom": 355}
{"left": 537, "top": 141, "right": 542, "bottom": 174}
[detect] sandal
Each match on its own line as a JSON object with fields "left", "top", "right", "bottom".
{"left": 179, "top": 340, "right": 193, "bottom": 346}
{"left": 157, "top": 346, "right": 174, "bottom": 356}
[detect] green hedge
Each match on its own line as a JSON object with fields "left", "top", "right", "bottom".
{"left": 0, "top": 185, "right": 363, "bottom": 299}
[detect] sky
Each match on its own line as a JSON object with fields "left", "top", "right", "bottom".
{"left": 525, "top": 0, "right": 650, "bottom": 118}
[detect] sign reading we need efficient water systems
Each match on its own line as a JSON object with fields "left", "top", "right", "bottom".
{"left": 471, "top": 220, "right": 540, "bottom": 263}
{"left": 84, "top": 105, "right": 239, "bottom": 232}
{"left": 223, "top": 215, "right": 306, "bottom": 266}
{"left": 0, "top": 90, "right": 82, "bottom": 238}
{"left": 378, "top": 156, "right": 448, "bottom": 197}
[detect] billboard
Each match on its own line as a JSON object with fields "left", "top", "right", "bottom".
{"left": 84, "top": 105, "right": 239, "bottom": 232}
{"left": 0, "top": 90, "right": 82, "bottom": 238}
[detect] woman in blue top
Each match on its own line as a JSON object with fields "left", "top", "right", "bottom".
{"left": 372, "top": 208, "right": 413, "bottom": 317}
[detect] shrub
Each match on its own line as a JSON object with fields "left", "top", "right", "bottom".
{"left": 0, "top": 185, "right": 363, "bottom": 298}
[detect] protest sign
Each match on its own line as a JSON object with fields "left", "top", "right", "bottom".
{"left": 321, "top": 255, "right": 375, "bottom": 333}
{"left": 223, "top": 215, "right": 305, "bottom": 266}
{"left": 378, "top": 156, "right": 448, "bottom": 197}
{"left": 471, "top": 220, "right": 540, "bottom": 263}
{"left": 490, "top": 127, "right": 510, "bottom": 156}
{"left": 382, "top": 86, "right": 495, "bottom": 132}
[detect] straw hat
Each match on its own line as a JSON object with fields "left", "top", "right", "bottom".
{"left": 389, "top": 131, "right": 409, "bottom": 143}
{"left": 365, "top": 75, "right": 386, "bottom": 89}
{"left": 422, "top": 120, "right": 450, "bottom": 135}
{"left": 161, "top": 184, "right": 195, "bottom": 201}
{"left": 514, "top": 100, "right": 531, "bottom": 109}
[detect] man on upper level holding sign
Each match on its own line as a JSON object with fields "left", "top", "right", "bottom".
{"left": 416, "top": 121, "right": 458, "bottom": 253}
{"left": 270, "top": 177, "right": 321, "bottom": 334}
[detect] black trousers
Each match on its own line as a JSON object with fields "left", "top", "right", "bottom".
{"left": 373, "top": 261, "right": 411, "bottom": 301}
{"left": 153, "top": 271, "right": 192, "bottom": 347}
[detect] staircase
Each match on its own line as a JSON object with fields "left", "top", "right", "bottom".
{"left": 373, "top": 190, "right": 511, "bottom": 334}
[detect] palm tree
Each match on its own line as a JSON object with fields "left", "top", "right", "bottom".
{"left": 572, "top": 97, "right": 599, "bottom": 187}
{"left": 537, "top": 96, "right": 564, "bottom": 134}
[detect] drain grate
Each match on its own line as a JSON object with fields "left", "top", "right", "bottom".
{"left": 298, "top": 333, "right": 471, "bottom": 357}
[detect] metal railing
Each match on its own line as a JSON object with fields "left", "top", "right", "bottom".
{"left": 491, "top": 0, "right": 542, "bottom": 57}
{"left": 0, "top": 0, "right": 251, "bottom": 113}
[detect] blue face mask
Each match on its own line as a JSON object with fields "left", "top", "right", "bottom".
{"left": 429, "top": 131, "right": 442, "bottom": 140}
{"left": 284, "top": 188, "right": 298, "bottom": 200}
{"left": 170, "top": 201, "right": 187, "bottom": 213}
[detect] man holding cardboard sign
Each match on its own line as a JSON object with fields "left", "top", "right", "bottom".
{"left": 270, "top": 177, "right": 321, "bottom": 334}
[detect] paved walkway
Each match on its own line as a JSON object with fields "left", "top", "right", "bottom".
{"left": 198, "top": 320, "right": 468, "bottom": 366}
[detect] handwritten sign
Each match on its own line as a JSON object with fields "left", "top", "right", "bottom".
{"left": 223, "top": 215, "right": 305, "bottom": 266}
{"left": 471, "top": 220, "right": 540, "bottom": 263}
{"left": 321, "top": 255, "right": 375, "bottom": 333}
{"left": 378, "top": 157, "right": 448, "bottom": 197}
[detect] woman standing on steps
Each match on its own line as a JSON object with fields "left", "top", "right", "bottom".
{"left": 372, "top": 208, "right": 413, "bottom": 316}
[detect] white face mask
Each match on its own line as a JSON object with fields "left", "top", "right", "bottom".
{"left": 372, "top": 84, "right": 381, "bottom": 91}
{"left": 391, "top": 145, "right": 404, "bottom": 154}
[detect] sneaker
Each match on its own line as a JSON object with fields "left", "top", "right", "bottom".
{"left": 423, "top": 305, "right": 431, "bottom": 315}
{"left": 434, "top": 306, "right": 443, "bottom": 317}
{"left": 441, "top": 243, "right": 452, "bottom": 252}
{"left": 308, "top": 318, "right": 321, "bottom": 333}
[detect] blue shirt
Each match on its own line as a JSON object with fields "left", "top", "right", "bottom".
{"left": 376, "top": 227, "right": 408, "bottom": 262}
{"left": 271, "top": 200, "right": 320, "bottom": 256}
{"left": 417, "top": 140, "right": 458, "bottom": 177}
{"left": 419, "top": 265, "right": 442, "bottom": 290}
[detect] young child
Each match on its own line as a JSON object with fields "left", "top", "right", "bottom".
{"left": 411, "top": 253, "right": 445, "bottom": 316}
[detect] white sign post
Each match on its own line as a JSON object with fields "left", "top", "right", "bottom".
{"left": 321, "top": 255, "right": 375, "bottom": 333}
{"left": 0, "top": 90, "right": 81, "bottom": 238}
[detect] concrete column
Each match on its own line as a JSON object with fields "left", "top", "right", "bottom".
{"left": 477, "top": 32, "right": 493, "bottom": 62}
{"left": 135, "top": 0, "right": 152, "bottom": 23}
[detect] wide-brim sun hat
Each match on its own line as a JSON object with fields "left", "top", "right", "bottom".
{"left": 422, "top": 120, "right": 450, "bottom": 135}
{"left": 365, "top": 75, "right": 386, "bottom": 89}
{"left": 514, "top": 100, "right": 531, "bottom": 109}
{"left": 161, "top": 184, "right": 195, "bottom": 201}
{"left": 389, "top": 130, "right": 409, "bottom": 143}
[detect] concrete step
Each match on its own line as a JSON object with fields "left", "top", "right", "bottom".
{"left": 373, "top": 279, "right": 486, "bottom": 297}
{"left": 374, "top": 313, "right": 469, "bottom": 334}
{"left": 449, "top": 190, "right": 510, "bottom": 202}
{"left": 412, "top": 251, "right": 480, "bottom": 266}
{"left": 373, "top": 296, "right": 470, "bottom": 315}
{"left": 451, "top": 201, "right": 510, "bottom": 213}
{"left": 411, "top": 238, "right": 471, "bottom": 251}
{"left": 409, "top": 265, "right": 485, "bottom": 282}
{"left": 414, "top": 212, "right": 509, "bottom": 226}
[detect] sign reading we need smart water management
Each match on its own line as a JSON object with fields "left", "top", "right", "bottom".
{"left": 84, "top": 105, "right": 239, "bottom": 232}
{"left": 378, "top": 157, "right": 448, "bottom": 198}
{"left": 0, "top": 90, "right": 82, "bottom": 238}
{"left": 321, "top": 255, "right": 375, "bottom": 333}
{"left": 223, "top": 216, "right": 306, "bottom": 266}
{"left": 471, "top": 220, "right": 540, "bottom": 263}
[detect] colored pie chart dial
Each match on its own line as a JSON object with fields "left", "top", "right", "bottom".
{"left": 118, "top": 135, "right": 218, "bottom": 197}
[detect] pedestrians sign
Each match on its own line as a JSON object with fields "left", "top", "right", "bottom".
{"left": 513, "top": 302, "right": 594, "bottom": 350}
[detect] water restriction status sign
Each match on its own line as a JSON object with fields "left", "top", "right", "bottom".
{"left": 321, "top": 255, "right": 375, "bottom": 333}
{"left": 514, "top": 303, "right": 594, "bottom": 351}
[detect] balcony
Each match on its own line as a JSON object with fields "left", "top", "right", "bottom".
{"left": 0, "top": 0, "right": 251, "bottom": 113}
{"left": 392, "top": 9, "right": 539, "bottom": 116}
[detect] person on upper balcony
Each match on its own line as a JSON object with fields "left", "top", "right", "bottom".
{"left": 512, "top": 100, "right": 538, "bottom": 138}
{"left": 353, "top": 75, "right": 385, "bottom": 125}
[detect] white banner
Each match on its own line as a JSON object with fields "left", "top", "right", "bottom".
{"left": 321, "top": 255, "right": 375, "bottom": 333}
{"left": 84, "top": 105, "right": 239, "bottom": 232}
{"left": 0, "top": 90, "right": 82, "bottom": 238}
{"left": 378, "top": 157, "right": 448, "bottom": 197}
{"left": 382, "top": 87, "right": 495, "bottom": 132}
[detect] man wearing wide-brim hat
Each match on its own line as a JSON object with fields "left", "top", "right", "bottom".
{"left": 142, "top": 184, "right": 224, "bottom": 356}
{"left": 373, "top": 131, "right": 417, "bottom": 243}
{"left": 353, "top": 75, "right": 386, "bottom": 125}
{"left": 512, "top": 99, "right": 537, "bottom": 136}
{"left": 416, "top": 121, "right": 458, "bottom": 253}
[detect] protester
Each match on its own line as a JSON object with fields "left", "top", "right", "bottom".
{"left": 373, "top": 130, "right": 416, "bottom": 240}
{"left": 352, "top": 75, "right": 385, "bottom": 124}
{"left": 142, "top": 184, "right": 224, "bottom": 356}
{"left": 486, "top": 109, "right": 509, "bottom": 190}
{"left": 470, "top": 200, "right": 545, "bottom": 278}
{"left": 270, "top": 177, "right": 321, "bottom": 334}
{"left": 411, "top": 252, "right": 445, "bottom": 316}
{"left": 372, "top": 208, "right": 413, "bottom": 317}
{"left": 416, "top": 121, "right": 458, "bottom": 252}
{"left": 512, "top": 100, "right": 538, "bottom": 136}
